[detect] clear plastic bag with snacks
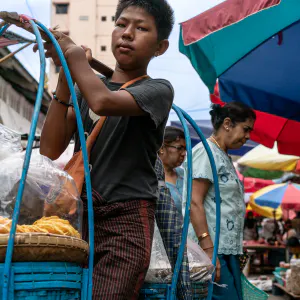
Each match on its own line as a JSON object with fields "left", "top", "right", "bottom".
{"left": 145, "top": 223, "right": 214, "bottom": 283}
{"left": 0, "top": 152, "right": 83, "bottom": 238}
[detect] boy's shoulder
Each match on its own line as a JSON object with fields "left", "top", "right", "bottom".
{"left": 143, "top": 77, "right": 173, "bottom": 89}
{"left": 134, "top": 77, "right": 174, "bottom": 98}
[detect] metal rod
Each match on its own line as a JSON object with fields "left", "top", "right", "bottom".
{"left": 36, "top": 21, "right": 95, "bottom": 300}
{"left": 169, "top": 104, "right": 193, "bottom": 299}
{"left": 0, "top": 42, "right": 32, "bottom": 64}
{"left": 1, "top": 19, "right": 45, "bottom": 300}
{"left": 179, "top": 108, "right": 221, "bottom": 300}
{"left": 0, "top": 23, "right": 10, "bottom": 36}
{"left": 0, "top": 11, "right": 113, "bottom": 77}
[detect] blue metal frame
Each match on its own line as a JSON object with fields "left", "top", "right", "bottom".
{"left": 0, "top": 24, "right": 10, "bottom": 36}
{"left": 168, "top": 105, "right": 221, "bottom": 300}
{"left": 180, "top": 109, "right": 221, "bottom": 300}
{"left": 170, "top": 105, "right": 192, "bottom": 299}
{"left": 1, "top": 20, "right": 46, "bottom": 300}
{"left": 1, "top": 20, "right": 94, "bottom": 300}
{"left": 35, "top": 23, "right": 94, "bottom": 300}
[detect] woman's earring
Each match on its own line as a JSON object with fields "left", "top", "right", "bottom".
{"left": 226, "top": 127, "right": 229, "bottom": 131}
{"left": 155, "top": 52, "right": 159, "bottom": 57}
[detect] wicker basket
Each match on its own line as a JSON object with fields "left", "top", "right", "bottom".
{"left": 0, "top": 233, "right": 89, "bottom": 264}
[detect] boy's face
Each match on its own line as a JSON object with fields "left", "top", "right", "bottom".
{"left": 112, "top": 6, "right": 163, "bottom": 70}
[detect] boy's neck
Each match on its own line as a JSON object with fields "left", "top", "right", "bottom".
{"left": 111, "top": 64, "right": 148, "bottom": 83}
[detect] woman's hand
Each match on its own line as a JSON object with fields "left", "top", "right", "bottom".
{"left": 204, "top": 247, "right": 221, "bottom": 282}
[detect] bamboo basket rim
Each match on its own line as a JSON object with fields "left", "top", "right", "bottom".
{"left": 0, "top": 233, "right": 89, "bottom": 252}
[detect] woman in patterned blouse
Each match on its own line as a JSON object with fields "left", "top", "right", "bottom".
{"left": 182, "top": 102, "right": 256, "bottom": 300}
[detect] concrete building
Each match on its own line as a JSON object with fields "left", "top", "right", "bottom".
{"left": 49, "top": 0, "right": 118, "bottom": 92}
{"left": 0, "top": 47, "right": 51, "bottom": 136}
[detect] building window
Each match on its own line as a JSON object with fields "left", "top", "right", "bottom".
{"left": 101, "top": 46, "right": 106, "bottom": 52}
{"left": 55, "top": 66, "right": 60, "bottom": 73}
{"left": 112, "top": 16, "right": 115, "bottom": 22}
{"left": 55, "top": 4, "right": 69, "bottom": 14}
{"left": 79, "top": 15, "right": 89, "bottom": 21}
{"left": 101, "top": 16, "right": 107, "bottom": 21}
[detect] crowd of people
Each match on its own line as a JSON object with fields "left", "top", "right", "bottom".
{"left": 244, "top": 211, "right": 300, "bottom": 248}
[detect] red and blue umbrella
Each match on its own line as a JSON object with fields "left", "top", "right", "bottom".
{"left": 179, "top": 0, "right": 300, "bottom": 122}
{"left": 250, "top": 183, "right": 300, "bottom": 210}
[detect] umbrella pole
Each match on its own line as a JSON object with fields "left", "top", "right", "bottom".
{"left": 273, "top": 209, "right": 277, "bottom": 240}
{"left": 0, "top": 42, "right": 32, "bottom": 64}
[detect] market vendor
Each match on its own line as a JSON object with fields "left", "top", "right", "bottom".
{"left": 37, "top": 0, "right": 175, "bottom": 298}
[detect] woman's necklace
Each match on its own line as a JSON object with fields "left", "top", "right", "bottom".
{"left": 209, "top": 136, "right": 222, "bottom": 149}
{"left": 209, "top": 135, "right": 229, "bottom": 157}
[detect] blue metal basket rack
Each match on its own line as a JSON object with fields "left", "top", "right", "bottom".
{"left": 0, "top": 18, "right": 221, "bottom": 300}
{"left": 0, "top": 18, "right": 94, "bottom": 300}
{"left": 139, "top": 105, "right": 221, "bottom": 300}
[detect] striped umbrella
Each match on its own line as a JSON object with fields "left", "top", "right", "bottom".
{"left": 179, "top": 0, "right": 300, "bottom": 120}
{"left": 250, "top": 183, "right": 300, "bottom": 210}
{"left": 179, "top": 0, "right": 300, "bottom": 156}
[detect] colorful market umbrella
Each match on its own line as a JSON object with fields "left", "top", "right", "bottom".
{"left": 179, "top": 0, "right": 300, "bottom": 121}
{"left": 211, "top": 86, "right": 300, "bottom": 156}
{"left": 250, "top": 183, "right": 300, "bottom": 210}
{"left": 248, "top": 201, "right": 282, "bottom": 220}
{"left": 236, "top": 169, "right": 274, "bottom": 193}
{"left": 238, "top": 144, "right": 300, "bottom": 172}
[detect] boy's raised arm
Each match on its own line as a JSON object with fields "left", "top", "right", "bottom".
{"left": 65, "top": 47, "right": 146, "bottom": 117}
{"left": 40, "top": 70, "right": 77, "bottom": 160}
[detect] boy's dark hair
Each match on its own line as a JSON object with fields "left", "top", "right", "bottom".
{"left": 164, "top": 126, "right": 185, "bottom": 144}
{"left": 210, "top": 101, "right": 256, "bottom": 131}
{"left": 115, "top": 0, "right": 175, "bottom": 41}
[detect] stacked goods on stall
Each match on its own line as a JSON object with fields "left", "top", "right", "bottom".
{"left": 286, "top": 259, "right": 300, "bottom": 295}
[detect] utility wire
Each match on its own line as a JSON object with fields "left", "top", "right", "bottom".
{"left": 25, "top": 0, "right": 37, "bottom": 19}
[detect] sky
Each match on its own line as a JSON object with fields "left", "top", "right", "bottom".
{"left": 2, "top": 0, "right": 225, "bottom": 121}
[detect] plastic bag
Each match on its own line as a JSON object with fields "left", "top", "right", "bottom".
{"left": 0, "top": 124, "right": 22, "bottom": 161}
{"left": 145, "top": 223, "right": 214, "bottom": 283}
{"left": 145, "top": 223, "right": 172, "bottom": 283}
{"left": 0, "top": 152, "right": 83, "bottom": 237}
{"left": 187, "top": 238, "right": 214, "bottom": 282}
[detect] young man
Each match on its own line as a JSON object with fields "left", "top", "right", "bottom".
{"left": 38, "top": 0, "right": 174, "bottom": 298}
